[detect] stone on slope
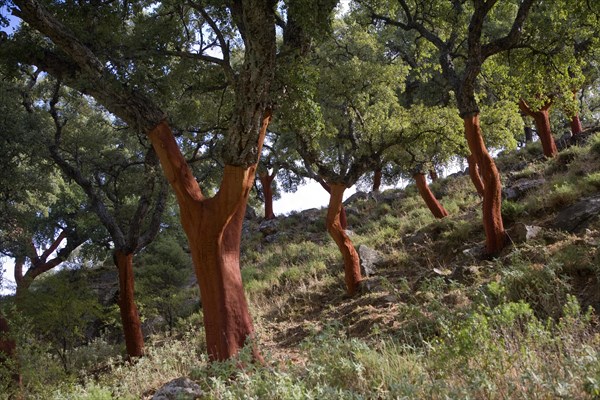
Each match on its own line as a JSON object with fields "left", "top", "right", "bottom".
{"left": 152, "top": 377, "right": 203, "bottom": 400}
{"left": 552, "top": 195, "right": 600, "bottom": 233}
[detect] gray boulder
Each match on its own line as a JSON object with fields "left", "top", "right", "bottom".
{"left": 503, "top": 178, "right": 546, "bottom": 201}
{"left": 258, "top": 219, "right": 279, "bottom": 236}
{"left": 344, "top": 191, "right": 369, "bottom": 205}
{"left": 358, "top": 245, "right": 384, "bottom": 277}
{"left": 556, "top": 131, "right": 573, "bottom": 151}
{"left": 299, "top": 208, "right": 322, "bottom": 223}
{"left": 152, "top": 377, "right": 203, "bottom": 400}
{"left": 508, "top": 223, "right": 542, "bottom": 244}
{"left": 264, "top": 232, "right": 284, "bottom": 243}
{"left": 552, "top": 195, "right": 600, "bottom": 233}
{"left": 373, "top": 190, "right": 400, "bottom": 204}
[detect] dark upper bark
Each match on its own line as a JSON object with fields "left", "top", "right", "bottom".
{"left": 223, "top": 0, "right": 276, "bottom": 167}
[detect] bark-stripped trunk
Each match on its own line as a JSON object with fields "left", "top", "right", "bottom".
{"left": 148, "top": 114, "right": 270, "bottom": 361}
{"left": 414, "top": 173, "right": 448, "bottom": 218}
{"left": 464, "top": 114, "right": 506, "bottom": 254}
{"left": 114, "top": 250, "right": 144, "bottom": 359}
{"left": 519, "top": 99, "right": 557, "bottom": 157}
{"left": 12, "top": 0, "right": 276, "bottom": 364}
{"left": 0, "top": 316, "right": 21, "bottom": 391}
{"left": 372, "top": 168, "right": 382, "bottom": 192}
{"left": 467, "top": 154, "right": 485, "bottom": 197}
{"left": 258, "top": 172, "right": 275, "bottom": 220}
{"left": 429, "top": 169, "right": 439, "bottom": 182}
{"left": 319, "top": 180, "right": 348, "bottom": 229}
{"left": 190, "top": 166, "right": 260, "bottom": 361}
{"left": 326, "top": 184, "right": 362, "bottom": 296}
{"left": 570, "top": 114, "right": 583, "bottom": 136}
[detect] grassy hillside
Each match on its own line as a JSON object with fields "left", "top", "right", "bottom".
{"left": 4, "top": 133, "right": 600, "bottom": 399}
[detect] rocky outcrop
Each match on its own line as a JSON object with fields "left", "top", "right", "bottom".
{"left": 508, "top": 223, "right": 542, "bottom": 244}
{"left": 258, "top": 219, "right": 279, "bottom": 236}
{"left": 152, "top": 377, "right": 203, "bottom": 400}
{"left": 503, "top": 178, "right": 546, "bottom": 201}
{"left": 552, "top": 195, "right": 600, "bottom": 233}
{"left": 358, "top": 245, "right": 384, "bottom": 277}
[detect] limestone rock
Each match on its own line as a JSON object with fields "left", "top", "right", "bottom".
{"left": 556, "top": 131, "right": 573, "bottom": 151}
{"left": 152, "top": 377, "right": 203, "bottom": 400}
{"left": 358, "top": 245, "right": 383, "bottom": 277}
{"left": 258, "top": 219, "right": 279, "bottom": 236}
{"left": 373, "top": 190, "right": 401, "bottom": 204}
{"left": 299, "top": 208, "right": 322, "bottom": 224}
{"left": 508, "top": 223, "right": 542, "bottom": 243}
{"left": 343, "top": 191, "right": 369, "bottom": 205}
{"left": 264, "top": 232, "right": 284, "bottom": 243}
{"left": 503, "top": 178, "right": 546, "bottom": 201}
{"left": 552, "top": 195, "right": 600, "bottom": 233}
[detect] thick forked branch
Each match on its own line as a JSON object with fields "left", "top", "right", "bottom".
{"left": 12, "top": 0, "right": 104, "bottom": 77}
{"left": 15, "top": 229, "right": 84, "bottom": 291}
{"left": 368, "top": 1, "right": 445, "bottom": 50}
{"left": 12, "top": 0, "right": 165, "bottom": 132}
{"left": 11, "top": 0, "right": 205, "bottom": 204}
{"left": 38, "top": 230, "right": 67, "bottom": 261}
{"left": 481, "top": 0, "right": 535, "bottom": 60}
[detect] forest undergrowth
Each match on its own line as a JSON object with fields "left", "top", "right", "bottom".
{"left": 4, "top": 134, "right": 600, "bottom": 399}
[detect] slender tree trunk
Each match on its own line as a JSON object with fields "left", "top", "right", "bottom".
{"left": 147, "top": 114, "right": 270, "bottom": 361}
{"left": 524, "top": 125, "right": 534, "bottom": 143}
{"left": 429, "top": 169, "right": 438, "bottom": 182}
{"left": 319, "top": 181, "right": 348, "bottom": 229}
{"left": 372, "top": 168, "right": 382, "bottom": 192}
{"left": 570, "top": 114, "right": 583, "bottom": 136}
{"left": 467, "top": 154, "right": 485, "bottom": 197}
{"left": 464, "top": 114, "right": 506, "bottom": 254}
{"left": 114, "top": 250, "right": 144, "bottom": 359}
{"left": 519, "top": 99, "right": 557, "bottom": 157}
{"left": 414, "top": 173, "right": 448, "bottom": 218}
{"left": 258, "top": 173, "right": 275, "bottom": 220}
{"left": 0, "top": 316, "right": 21, "bottom": 392}
{"left": 326, "top": 184, "right": 362, "bottom": 296}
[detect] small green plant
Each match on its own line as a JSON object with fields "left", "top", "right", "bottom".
{"left": 501, "top": 200, "right": 527, "bottom": 224}
{"left": 546, "top": 181, "right": 580, "bottom": 209}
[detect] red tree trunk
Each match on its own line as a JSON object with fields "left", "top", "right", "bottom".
{"left": 188, "top": 166, "right": 261, "bottom": 361}
{"left": 0, "top": 316, "right": 21, "bottom": 391}
{"left": 414, "top": 173, "right": 448, "bottom": 219}
{"left": 570, "top": 114, "right": 583, "bottom": 136}
{"left": 326, "top": 184, "right": 362, "bottom": 296}
{"left": 114, "top": 250, "right": 144, "bottom": 359}
{"left": 147, "top": 113, "right": 270, "bottom": 361}
{"left": 464, "top": 114, "right": 506, "bottom": 254}
{"left": 258, "top": 173, "right": 276, "bottom": 220}
{"left": 429, "top": 169, "right": 439, "bottom": 182}
{"left": 320, "top": 181, "right": 348, "bottom": 230}
{"left": 372, "top": 168, "right": 382, "bottom": 192}
{"left": 467, "top": 154, "right": 485, "bottom": 197}
{"left": 519, "top": 99, "right": 558, "bottom": 157}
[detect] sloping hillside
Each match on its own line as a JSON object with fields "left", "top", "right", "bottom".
{"left": 5, "top": 133, "right": 600, "bottom": 399}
